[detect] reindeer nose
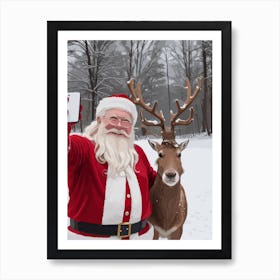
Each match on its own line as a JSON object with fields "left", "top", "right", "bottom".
{"left": 166, "top": 172, "right": 176, "bottom": 179}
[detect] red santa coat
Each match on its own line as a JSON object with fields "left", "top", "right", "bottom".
{"left": 68, "top": 133, "right": 156, "bottom": 237}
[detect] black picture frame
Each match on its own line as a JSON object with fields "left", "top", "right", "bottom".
{"left": 47, "top": 21, "right": 231, "bottom": 259}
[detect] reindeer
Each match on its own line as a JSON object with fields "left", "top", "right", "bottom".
{"left": 127, "top": 78, "right": 202, "bottom": 239}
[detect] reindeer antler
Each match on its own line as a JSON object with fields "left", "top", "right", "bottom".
{"left": 127, "top": 78, "right": 202, "bottom": 141}
{"left": 127, "top": 79, "right": 166, "bottom": 131}
{"left": 170, "top": 78, "right": 202, "bottom": 134}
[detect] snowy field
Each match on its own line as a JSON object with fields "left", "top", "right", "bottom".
{"left": 136, "top": 135, "right": 212, "bottom": 240}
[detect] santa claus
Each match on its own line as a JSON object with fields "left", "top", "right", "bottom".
{"left": 68, "top": 94, "right": 156, "bottom": 240}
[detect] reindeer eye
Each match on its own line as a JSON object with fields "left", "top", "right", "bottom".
{"left": 177, "top": 153, "right": 181, "bottom": 158}
{"left": 158, "top": 152, "right": 164, "bottom": 158}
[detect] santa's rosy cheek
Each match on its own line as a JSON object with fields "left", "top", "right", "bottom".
{"left": 105, "top": 123, "right": 117, "bottom": 130}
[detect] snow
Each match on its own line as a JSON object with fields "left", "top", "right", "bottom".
{"left": 175, "top": 118, "right": 184, "bottom": 123}
{"left": 136, "top": 136, "right": 212, "bottom": 240}
{"left": 145, "top": 119, "right": 159, "bottom": 125}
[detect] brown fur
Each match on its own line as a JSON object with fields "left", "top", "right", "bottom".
{"left": 148, "top": 141, "right": 188, "bottom": 240}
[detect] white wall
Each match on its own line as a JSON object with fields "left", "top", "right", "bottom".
{"left": 0, "top": 0, "right": 279, "bottom": 279}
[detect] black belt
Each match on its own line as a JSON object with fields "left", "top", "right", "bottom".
{"left": 70, "top": 219, "right": 147, "bottom": 238}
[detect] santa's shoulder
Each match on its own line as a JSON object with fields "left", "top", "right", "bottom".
{"left": 69, "top": 133, "right": 96, "bottom": 150}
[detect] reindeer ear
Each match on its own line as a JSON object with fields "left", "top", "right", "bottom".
{"left": 148, "top": 139, "right": 160, "bottom": 151}
{"left": 179, "top": 139, "right": 189, "bottom": 152}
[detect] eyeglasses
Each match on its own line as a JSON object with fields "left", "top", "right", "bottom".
{"left": 103, "top": 116, "right": 132, "bottom": 128}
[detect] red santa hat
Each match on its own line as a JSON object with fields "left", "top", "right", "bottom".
{"left": 96, "top": 94, "right": 138, "bottom": 125}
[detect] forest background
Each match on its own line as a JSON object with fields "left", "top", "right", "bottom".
{"left": 68, "top": 40, "right": 212, "bottom": 138}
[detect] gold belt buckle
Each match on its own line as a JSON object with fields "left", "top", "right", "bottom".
{"left": 117, "top": 222, "right": 131, "bottom": 239}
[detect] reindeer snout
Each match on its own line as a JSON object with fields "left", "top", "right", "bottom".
{"left": 162, "top": 169, "right": 179, "bottom": 187}
{"left": 166, "top": 172, "right": 176, "bottom": 179}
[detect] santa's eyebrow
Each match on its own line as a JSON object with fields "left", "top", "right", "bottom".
{"left": 109, "top": 115, "right": 131, "bottom": 122}
{"left": 121, "top": 117, "right": 131, "bottom": 122}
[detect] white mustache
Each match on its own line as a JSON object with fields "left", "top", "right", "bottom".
{"left": 105, "top": 128, "right": 129, "bottom": 138}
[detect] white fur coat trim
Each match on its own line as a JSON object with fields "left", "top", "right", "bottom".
{"left": 102, "top": 166, "right": 142, "bottom": 224}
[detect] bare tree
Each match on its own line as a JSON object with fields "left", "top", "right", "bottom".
{"left": 200, "top": 41, "right": 212, "bottom": 135}
{"left": 121, "top": 40, "right": 165, "bottom": 87}
{"left": 169, "top": 40, "right": 212, "bottom": 135}
{"left": 68, "top": 40, "right": 120, "bottom": 124}
{"left": 68, "top": 40, "right": 212, "bottom": 137}
{"left": 169, "top": 41, "right": 201, "bottom": 84}
{"left": 163, "top": 47, "right": 171, "bottom": 115}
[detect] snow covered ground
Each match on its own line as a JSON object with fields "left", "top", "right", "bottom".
{"left": 136, "top": 135, "right": 212, "bottom": 240}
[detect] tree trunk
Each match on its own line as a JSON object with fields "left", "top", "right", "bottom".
{"left": 165, "top": 50, "right": 171, "bottom": 116}
{"left": 127, "top": 41, "right": 133, "bottom": 80}
{"left": 201, "top": 41, "right": 210, "bottom": 135}
{"left": 84, "top": 40, "right": 96, "bottom": 121}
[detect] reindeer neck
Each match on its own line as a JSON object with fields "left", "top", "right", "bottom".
{"left": 154, "top": 175, "right": 181, "bottom": 193}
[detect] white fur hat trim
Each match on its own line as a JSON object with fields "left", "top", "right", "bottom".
{"left": 96, "top": 95, "right": 137, "bottom": 125}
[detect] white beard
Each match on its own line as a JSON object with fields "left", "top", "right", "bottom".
{"left": 84, "top": 121, "right": 138, "bottom": 177}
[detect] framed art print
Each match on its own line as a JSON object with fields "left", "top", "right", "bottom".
{"left": 47, "top": 21, "right": 231, "bottom": 259}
